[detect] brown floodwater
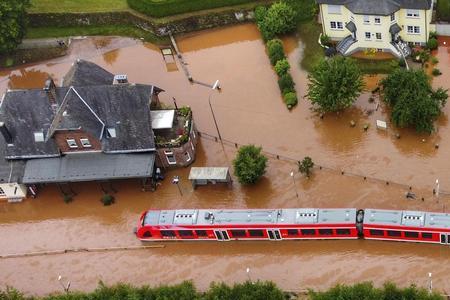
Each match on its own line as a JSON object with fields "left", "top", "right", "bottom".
{"left": 1, "top": 25, "right": 450, "bottom": 296}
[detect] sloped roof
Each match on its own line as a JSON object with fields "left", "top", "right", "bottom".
{"left": 22, "top": 153, "right": 155, "bottom": 184}
{"left": 316, "top": 0, "right": 431, "bottom": 15}
{"left": 62, "top": 59, "right": 115, "bottom": 87}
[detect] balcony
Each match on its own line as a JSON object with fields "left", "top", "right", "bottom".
{"left": 152, "top": 107, "right": 193, "bottom": 148}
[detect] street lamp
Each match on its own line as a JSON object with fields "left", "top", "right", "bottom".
{"left": 172, "top": 175, "right": 183, "bottom": 196}
{"left": 290, "top": 171, "right": 299, "bottom": 198}
{"left": 57, "top": 275, "right": 71, "bottom": 293}
{"left": 246, "top": 267, "right": 252, "bottom": 283}
{"left": 209, "top": 80, "right": 222, "bottom": 142}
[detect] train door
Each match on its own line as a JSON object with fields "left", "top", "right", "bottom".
{"left": 440, "top": 233, "right": 448, "bottom": 244}
{"left": 214, "top": 230, "right": 230, "bottom": 241}
{"left": 267, "top": 229, "right": 282, "bottom": 241}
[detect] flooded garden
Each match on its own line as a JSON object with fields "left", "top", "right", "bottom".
{"left": 1, "top": 24, "right": 450, "bottom": 295}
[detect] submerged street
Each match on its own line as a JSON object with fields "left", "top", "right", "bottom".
{"left": 1, "top": 25, "right": 450, "bottom": 295}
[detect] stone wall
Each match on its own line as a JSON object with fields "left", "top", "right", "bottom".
{"left": 27, "top": 9, "right": 255, "bottom": 36}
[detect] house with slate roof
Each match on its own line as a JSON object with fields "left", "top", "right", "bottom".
{"left": 0, "top": 59, "right": 198, "bottom": 200}
{"left": 317, "top": 0, "right": 435, "bottom": 57}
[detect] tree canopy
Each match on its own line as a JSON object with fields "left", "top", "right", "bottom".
{"left": 381, "top": 69, "right": 448, "bottom": 133}
{"left": 233, "top": 145, "right": 268, "bottom": 185}
{"left": 307, "top": 56, "right": 364, "bottom": 113}
{"left": 256, "top": 2, "right": 297, "bottom": 40}
{"left": 0, "top": 0, "right": 30, "bottom": 55}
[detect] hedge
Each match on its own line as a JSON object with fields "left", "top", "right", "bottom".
{"left": 127, "top": 0, "right": 258, "bottom": 18}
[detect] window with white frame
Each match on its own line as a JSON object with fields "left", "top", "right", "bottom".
{"left": 80, "top": 138, "right": 92, "bottom": 148}
{"left": 164, "top": 150, "right": 177, "bottom": 165}
{"left": 365, "top": 32, "right": 371, "bottom": 39}
{"left": 327, "top": 4, "right": 341, "bottom": 14}
{"left": 337, "top": 22, "right": 343, "bottom": 29}
{"left": 330, "top": 21, "right": 343, "bottom": 29}
{"left": 0, "top": 187, "right": 5, "bottom": 196}
{"left": 376, "top": 33, "right": 382, "bottom": 40}
{"left": 66, "top": 138, "right": 78, "bottom": 148}
{"left": 184, "top": 152, "right": 191, "bottom": 162}
{"left": 406, "top": 10, "right": 419, "bottom": 17}
{"left": 374, "top": 17, "right": 381, "bottom": 24}
{"left": 390, "top": 13, "right": 395, "bottom": 21}
{"left": 364, "top": 15, "right": 370, "bottom": 24}
{"left": 407, "top": 26, "right": 420, "bottom": 34}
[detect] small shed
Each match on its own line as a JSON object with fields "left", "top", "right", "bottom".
{"left": 188, "top": 167, "right": 232, "bottom": 189}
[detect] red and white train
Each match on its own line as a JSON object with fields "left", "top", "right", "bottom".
{"left": 135, "top": 208, "right": 450, "bottom": 245}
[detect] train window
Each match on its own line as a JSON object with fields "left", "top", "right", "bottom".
{"left": 249, "top": 230, "right": 264, "bottom": 237}
{"left": 160, "top": 230, "right": 176, "bottom": 237}
{"left": 143, "top": 231, "right": 152, "bottom": 237}
{"left": 387, "top": 231, "right": 401, "bottom": 237}
{"left": 422, "top": 232, "right": 433, "bottom": 239}
{"left": 336, "top": 229, "right": 351, "bottom": 235}
{"left": 196, "top": 230, "right": 208, "bottom": 237}
{"left": 287, "top": 229, "right": 299, "bottom": 236}
{"left": 369, "top": 229, "right": 384, "bottom": 236}
{"left": 178, "top": 230, "right": 193, "bottom": 237}
{"left": 441, "top": 234, "right": 447, "bottom": 244}
{"left": 301, "top": 229, "right": 316, "bottom": 235}
{"left": 319, "top": 229, "right": 333, "bottom": 235}
{"left": 404, "top": 231, "right": 419, "bottom": 238}
{"left": 230, "top": 230, "right": 247, "bottom": 237}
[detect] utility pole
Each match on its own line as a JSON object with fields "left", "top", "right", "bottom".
{"left": 172, "top": 175, "right": 183, "bottom": 196}
{"left": 57, "top": 275, "right": 71, "bottom": 294}
{"left": 291, "top": 171, "right": 299, "bottom": 198}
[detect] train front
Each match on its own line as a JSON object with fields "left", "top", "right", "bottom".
{"left": 135, "top": 209, "right": 160, "bottom": 241}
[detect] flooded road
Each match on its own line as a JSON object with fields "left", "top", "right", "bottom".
{"left": 1, "top": 25, "right": 450, "bottom": 295}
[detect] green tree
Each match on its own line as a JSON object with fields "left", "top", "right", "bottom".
{"left": 266, "top": 39, "right": 285, "bottom": 65}
{"left": 258, "top": 2, "right": 296, "bottom": 40}
{"left": 233, "top": 145, "right": 268, "bottom": 185}
{"left": 274, "top": 58, "right": 290, "bottom": 76}
{"left": 307, "top": 56, "right": 364, "bottom": 113}
{"left": 381, "top": 69, "right": 448, "bottom": 133}
{"left": 298, "top": 156, "right": 314, "bottom": 177}
{"left": 0, "top": 0, "right": 30, "bottom": 55}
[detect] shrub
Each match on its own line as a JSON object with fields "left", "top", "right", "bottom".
{"left": 278, "top": 73, "right": 295, "bottom": 94}
{"left": 320, "top": 34, "right": 331, "bottom": 47}
{"left": 283, "top": 92, "right": 298, "bottom": 108}
{"left": 259, "top": 2, "right": 297, "bottom": 40}
{"left": 431, "top": 56, "right": 439, "bottom": 64}
{"left": 398, "top": 58, "right": 406, "bottom": 68}
{"left": 298, "top": 156, "right": 314, "bottom": 177}
{"left": 233, "top": 145, "right": 268, "bottom": 185}
{"left": 427, "top": 37, "right": 438, "bottom": 50}
{"left": 63, "top": 194, "right": 73, "bottom": 204}
{"left": 101, "top": 194, "right": 115, "bottom": 206}
{"left": 266, "top": 39, "right": 285, "bottom": 65}
{"left": 254, "top": 6, "right": 267, "bottom": 24}
{"left": 430, "top": 31, "right": 438, "bottom": 39}
{"left": 274, "top": 58, "right": 290, "bottom": 76}
{"left": 432, "top": 68, "right": 442, "bottom": 76}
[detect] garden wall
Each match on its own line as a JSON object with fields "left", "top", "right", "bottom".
{"left": 27, "top": 9, "right": 255, "bottom": 36}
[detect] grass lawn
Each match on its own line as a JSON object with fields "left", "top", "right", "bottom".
{"left": 26, "top": 25, "right": 168, "bottom": 44}
{"left": 297, "top": 21, "right": 325, "bottom": 72}
{"left": 437, "top": 0, "right": 450, "bottom": 21}
{"left": 28, "top": 0, "right": 129, "bottom": 13}
{"left": 353, "top": 58, "right": 399, "bottom": 74}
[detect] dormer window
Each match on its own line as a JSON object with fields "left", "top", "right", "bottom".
{"left": 66, "top": 138, "right": 78, "bottom": 148}
{"left": 34, "top": 131, "right": 44, "bottom": 142}
{"left": 80, "top": 138, "right": 92, "bottom": 148}
{"left": 107, "top": 127, "right": 116, "bottom": 138}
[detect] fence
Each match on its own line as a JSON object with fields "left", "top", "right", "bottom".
{"left": 436, "top": 23, "right": 450, "bottom": 36}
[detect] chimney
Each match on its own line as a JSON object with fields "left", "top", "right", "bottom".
{"left": 43, "top": 77, "right": 57, "bottom": 109}
{"left": 113, "top": 74, "right": 128, "bottom": 85}
{"left": 0, "top": 122, "right": 13, "bottom": 144}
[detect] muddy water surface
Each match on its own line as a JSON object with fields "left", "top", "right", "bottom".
{"left": 1, "top": 25, "right": 450, "bottom": 295}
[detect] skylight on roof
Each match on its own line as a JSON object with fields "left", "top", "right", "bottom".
{"left": 107, "top": 127, "right": 116, "bottom": 138}
{"left": 34, "top": 131, "right": 44, "bottom": 142}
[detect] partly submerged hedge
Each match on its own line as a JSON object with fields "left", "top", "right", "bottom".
{"left": 127, "top": 0, "right": 258, "bottom": 18}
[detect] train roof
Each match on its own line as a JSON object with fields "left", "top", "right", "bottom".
{"left": 143, "top": 208, "right": 357, "bottom": 227}
{"left": 364, "top": 208, "right": 450, "bottom": 229}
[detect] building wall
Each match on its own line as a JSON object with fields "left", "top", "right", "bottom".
{"left": 320, "top": 3, "right": 432, "bottom": 47}
{"left": 54, "top": 130, "right": 102, "bottom": 153}
{"left": 155, "top": 121, "right": 198, "bottom": 169}
{"left": 0, "top": 183, "right": 27, "bottom": 202}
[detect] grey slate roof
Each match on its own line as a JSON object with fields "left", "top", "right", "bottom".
{"left": 0, "top": 89, "right": 61, "bottom": 159}
{"left": 62, "top": 59, "right": 114, "bottom": 87}
{"left": 316, "top": 0, "right": 431, "bottom": 15}
{"left": 389, "top": 23, "right": 402, "bottom": 34}
{"left": 0, "top": 59, "right": 164, "bottom": 158}
{"left": 0, "top": 139, "right": 25, "bottom": 183}
{"left": 345, "top": 21, "right": 356, "bottom": 32}
{"left": 22, "top": 152, "right": 155, "bottom": 184}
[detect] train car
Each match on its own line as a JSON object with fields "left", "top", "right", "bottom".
{"left": 363, "top": 208, "right": 450, "bottom": 245}
{"left": 136, "top": 208, "right": 360, "bottom": 241}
